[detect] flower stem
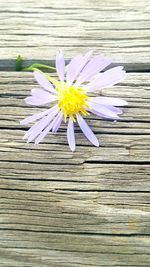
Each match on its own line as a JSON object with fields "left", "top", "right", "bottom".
{"left": 22, "top": 63, "right": 56, "bottom": 71}
{"left": 15, "top": 55, "right": 56, "bottom": 72}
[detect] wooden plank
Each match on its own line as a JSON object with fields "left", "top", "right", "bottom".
{"left": 0, "top": 233, "right": 149, "bottom": 267}
{"left": 0, "top": 0, "right": 150, "bottom": 65}
{"left": 0, "top": 0, "right": 150, "bottom": 265}
{"left": 0, "top": 70, "right": 150, "bottom": 266}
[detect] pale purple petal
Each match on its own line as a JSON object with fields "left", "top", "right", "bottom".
{"left": 67, "top": 118, "right": 76, "bottom": 151}
{"left": 34, "top": 111, "right": 62, "bottom": 144}
{"left": 85, "top": 66, "right": 126, "bottom": 92}
{"left": 26, "top": 115, "right": 51, "bottom": 142}
{"left": 75, "top": 56, "right": 112, "bottom": 87}
{"left": 56, "top": 51, "right": 65, "bottom": 82}
{"left": 66, "top": 52, "right": 92, "bottom": 86}
{"left": 34, "top": 122, "right": 53, "bottom": 144}
{"left": 27, "top": 108, "right": 59, "bottom": 143}
{"left": 76, "top": 114, "right": 99, "bottom": 147}
{"left": 52, "top": 112, "right": 63, "bottom": 133}
{"left": 26, "top": 108, "right": 59, "bottom": 143}
{"left": 34, "top": 71, "right": 56, "bottom": 94}
{"left": 107, "top": 106, "right": 122, "bottom": 115}
{"left": 87, "top": 101, "right": 120, "bottom": 120}
{"left": 88, "top": 108, "right": 117, "bottom": 120}
{"left": 23, "top": 105, "right": 58, "bottom": 141}
{"left": 89, "top": 96, "right": 128, "bottom": 106}
{"left": 66, "top": 54, "right": 83, "bottom": 86}
{"left": 20, "top": 109, "right": 51, "bottom": 125}
{"left": 89, "top": 99, "right": 123, "bottom": 115}
{"left": 25, "top": 91, "right": 57, "bottom": 106}
{"left": 31, "top": 89, "right": 54, "bottom": 98}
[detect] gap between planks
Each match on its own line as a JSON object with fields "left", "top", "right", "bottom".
{"left": 0, "top": 59, "right": 150, "bottom": 72}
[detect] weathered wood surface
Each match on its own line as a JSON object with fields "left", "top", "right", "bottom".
{"left": 0, "top": 0, "right": 150, "bottom": 65}
{"left": 0, "top": 0, "right": 150, "bottom": 266}
{"left": 0, "top": 71, "right": 150, "bottom": 266}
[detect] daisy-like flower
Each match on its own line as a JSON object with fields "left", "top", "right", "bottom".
{"left": 20, "top": 51, "right": 127, "bottom": 151}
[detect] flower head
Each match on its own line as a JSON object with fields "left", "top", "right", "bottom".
{"left": 20, "top": 51, "right": 127, "bottom": 151}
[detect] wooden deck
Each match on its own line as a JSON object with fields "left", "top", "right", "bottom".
{"left": 0, "top": 0, "right": 150, "bottom": 266}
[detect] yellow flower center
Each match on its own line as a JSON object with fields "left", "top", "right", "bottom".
{"left": 57, "top": 83, "right": 89, "bottom": 121}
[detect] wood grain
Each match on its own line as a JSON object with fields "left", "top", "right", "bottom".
{"left": 0, "top": 0, "right": 150, "bottom": 265}
{"left": 0, "top": 71, "right": 150, "bottom": 266}
{"left": 0, "top": 0, "right": 150, "bottom": 65}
